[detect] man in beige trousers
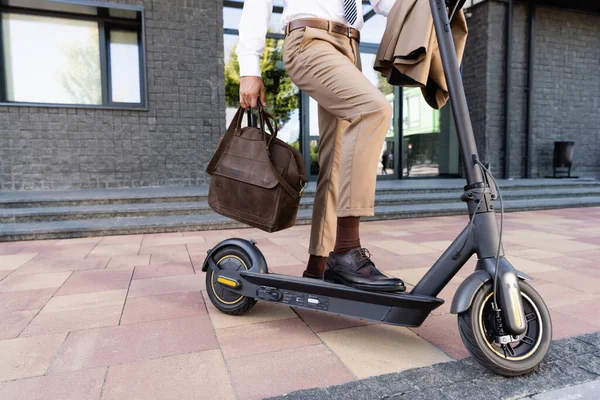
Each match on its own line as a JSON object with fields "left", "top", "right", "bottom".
{"left": 238, "top": 0, "right": 404, "bottom": 292}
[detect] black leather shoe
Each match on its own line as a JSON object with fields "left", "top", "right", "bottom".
{"left": 324, "top": 248, "right": 406, "bottom": 292}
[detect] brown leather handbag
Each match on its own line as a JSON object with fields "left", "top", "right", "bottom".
{"left": 206, "top": 106, "right": 309, "bottom": 233}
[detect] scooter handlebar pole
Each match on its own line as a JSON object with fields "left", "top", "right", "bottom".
{"left": 429, "top": 0, "right": 484, "bottom": 185}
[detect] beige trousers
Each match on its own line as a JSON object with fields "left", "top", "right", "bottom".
{"left": 283, "top": 23, "right": 393, "bottom": 257}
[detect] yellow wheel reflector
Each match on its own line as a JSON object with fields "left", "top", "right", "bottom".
{"left": 217, "top": 276, "right": 240, "bottom": 288}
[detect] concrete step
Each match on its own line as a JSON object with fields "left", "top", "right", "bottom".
{"left": 1, "top": 196, "right": 599, "bottom": 242}
{"left": 2, "top": 186, "right": 600, "bottom": 223}
{"left": 2, "top": 178, "right": 598, "bottom": 208}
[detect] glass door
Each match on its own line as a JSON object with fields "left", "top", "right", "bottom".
{"left": 400, "top": 88, "right": 461, "bottom": 178}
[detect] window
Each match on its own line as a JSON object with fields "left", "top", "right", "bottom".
{"left": 0, "top": 0, "right": 146, "bottom": 108}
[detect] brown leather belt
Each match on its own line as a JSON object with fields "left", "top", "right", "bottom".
{"left": 285, "top": 18, "right": 360, "bottom": 43}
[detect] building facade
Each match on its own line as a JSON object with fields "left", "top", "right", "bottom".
{"left": 463, "top": 0, "right": 600, "bottom": 179}
{"left": 0, "top": 0, "right": 225, "bottom": 190}
{"left": 0, "top": 0, "right": 598, "bottom": 191}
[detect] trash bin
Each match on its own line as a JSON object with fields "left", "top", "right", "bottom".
{"left": 553, "top": 141, "right": 575, "bottom": 178}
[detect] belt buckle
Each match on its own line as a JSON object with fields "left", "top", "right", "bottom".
{"left": 347, "top": 27, "right": 352, "bottom": 38}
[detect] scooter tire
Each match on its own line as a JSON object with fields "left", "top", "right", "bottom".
{"left": 205, "top": 245, "right": 256, "bottom": 316}
{"left": 458, "top": 281, "right": 552, "bottom": 376}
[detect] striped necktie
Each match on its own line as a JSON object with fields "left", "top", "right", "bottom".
{"left": 343, "top": 0, "right": 358, "bottom": 26}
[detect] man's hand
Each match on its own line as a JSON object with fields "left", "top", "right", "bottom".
{"left": 240, "top": 76, "right": 267, "bottom": 109}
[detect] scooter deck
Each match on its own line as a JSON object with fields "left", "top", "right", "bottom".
{"left": 220, "top": 270, "right": 445, "bottom": 327}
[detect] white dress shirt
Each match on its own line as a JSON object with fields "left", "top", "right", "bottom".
{"left": 237, "top": 0, "right": 397, "bottom": 77}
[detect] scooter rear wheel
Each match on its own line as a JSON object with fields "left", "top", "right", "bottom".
{"left": 205, "top": 246, "right": 256, "bottom": 316}
{"left": 458, "top": 281, "right": 552, "bottom": 376}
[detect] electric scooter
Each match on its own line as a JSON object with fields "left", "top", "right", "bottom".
{"left": 202, "top": 0, "right": 552, "bottom": 376}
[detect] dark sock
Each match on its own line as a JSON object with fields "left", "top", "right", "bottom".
{"left": 305, "top": 255, "right": 328, "bottom": 277}
{"left": 334, "top": 216, "right": 361, "bottom": 255}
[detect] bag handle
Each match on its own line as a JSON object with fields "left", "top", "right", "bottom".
{"left": 257, "top": 105, "right": 303, "bottom": 200}
{"left": 205, "top": 106, "right": 245, "bottom": 175}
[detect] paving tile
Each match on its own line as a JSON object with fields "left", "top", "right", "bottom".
{"left": 0, "top": 270, "right": 11, "bottom": 280}
{"left": 529, "top": 283, "right": 600, "bottom": 308}
{"left": 99, "top": 235, "right": 144, "bottom": 246}
{"left": 11, "top": 240, "right": 61, "bottom": 252}
{"left": 575, "top": 249, "right": 600, "bottom": 262}
{"left": 55, "top": 237, "right": 103, "bottom": 246}
{"left": 31, "top": 244, "right": 97, "bottom": 260}
{"left": 139, "top": 244, "right": 189, "bottom": 257}
{"left": 371, "top": 240, "right": 437, "bottom": 256}
{"left": 185, "top": 242, "right": 214, "bottom": 256}
{"left": 294, "top": 308, "right": 374, "bottom": 333}
{"left": 0, "top": 309, "right": 39, "bottom": 339}
{"left": 0, "top": 271, "right": 71, "bottom": 292}
{"left": 132, "top": 262, "right": 194, "bottom": 279}
{"left": 148, "top": 252, "right": 192, "bottom": 265}
{"left": 430, "top": 281, "right": 461, "bottom": 316}
{"left": 102, "top": 350, "right": 235, "bottom": 400}
{"left": 547, "top": 310, "right": 600, "bottom": 340}
{"left": 12, "top": 257, "right": 110, "bottom": 275}
{"left": 0, "top": 333, "right": 67, "bottom": 381}
{"left": 503, "top": 230, "right": 575, "bottom": 242}
{"left": 42, "top": 290, "right": 127, "bottom": 313}
{"left": 21, "top": 305, "right": 123, "bottom": 337}
{"left": 536, "top": 255, "right": 594, "bottom": 270}
{"left": 105, "top": 255, "right": 150, "bottom": 269}
{"left": 318, "top": 324, "right": 451, "bottom": 378}
{"left": 55, "top": 268, "right": 133, "bottom": 296}
{"left": 140, "top": 235, "right": 207, "bottom": 247}
{"left": 228, "top": 345, "right": 354, "bottom": 400}
{"left": 419, "top": 240, "right": 455, "bottom": 252}
{"left": 386, "top": 267, "right": 434, "bottom": 286}
{"left": 217, "top": 318, "right": 320, "bottom": 359}
{"left": 506, "top": 248, "right": 565, "bottom": 260}
{"left": 120, "top": 291, "right": 206, "bottom": 325}
{"left": 87, "top": 244, "right": 140, "bottom": 258}
{"left": 267, "top": 263, "right": 306, "bottom": 276}
{"left": 203, "top": 292, "right": 297, "bottom": 329}
{"left": 375, "top": 252, "right": 445, "bottom": 270}
{"left": 531, "top": 268, "right": 600, "bottom": 294}
{"left": 0, "top": 253, "right": 38, "bottom": 271}
{"left": 388, "top": 232, "right": 455, "bottom": 244}
{"left": 505, "top": 256, "right": 561, "bottom": 274}
{"left": 49, "top": 315, "right": 217, "bottom": 373}
{"left": 0, "top": 244, "right": 26, "bottom": 255}
{"left": 0, "top": 288, "right": 55, "bottom": 312}
{"left": 552, "top": 299, "right": 600, "bottom": 328}
{"left": 411, "top": 313, "right": 469, "bottom": 360}
{"left": 128, "top": 274, "right": 203, "bottom": 298}
{"left": 0, "top": 367, "right": 106, "bottom": 400}
{"left": 525, "top": 240, "right": 599, "bottom": 254}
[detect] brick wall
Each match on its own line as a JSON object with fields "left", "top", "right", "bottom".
{"left": 0, "top": 0, "right": 225, "bottom": 190}
{"left": 463, "top": 1, "right": 600, "bottom": 178}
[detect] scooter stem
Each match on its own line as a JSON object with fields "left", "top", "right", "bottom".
{"left": 427, "top": 0, "right": 527, "bottom": 336}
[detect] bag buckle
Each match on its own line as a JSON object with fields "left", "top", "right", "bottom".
{"left": 299, "top": 181, "right": 308, "bottom": 196}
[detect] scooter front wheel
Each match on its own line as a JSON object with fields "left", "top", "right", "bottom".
{"left": 458, "top": 281, "right": 552, "bottom": 376}
{"left": 205, "top": 245, "right": 256, "bottom": 316}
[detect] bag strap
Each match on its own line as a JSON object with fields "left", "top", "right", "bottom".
{"left": 205, "top": 106, "right": 245, "bottom": 175}
{"left": 258, "top": 105, "right": 302, "bottom": 200}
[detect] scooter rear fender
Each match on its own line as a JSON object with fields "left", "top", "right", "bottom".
{"left": 201, "top": 238, "right": 268, "bottom": 274}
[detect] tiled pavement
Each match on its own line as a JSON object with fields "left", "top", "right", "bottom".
{"left": 0, "top": 208, "right": 599, "bottom": 400}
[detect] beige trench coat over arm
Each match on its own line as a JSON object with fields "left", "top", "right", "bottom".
{"left": 374, "top": 0, "right": 468, "bottom": 110}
